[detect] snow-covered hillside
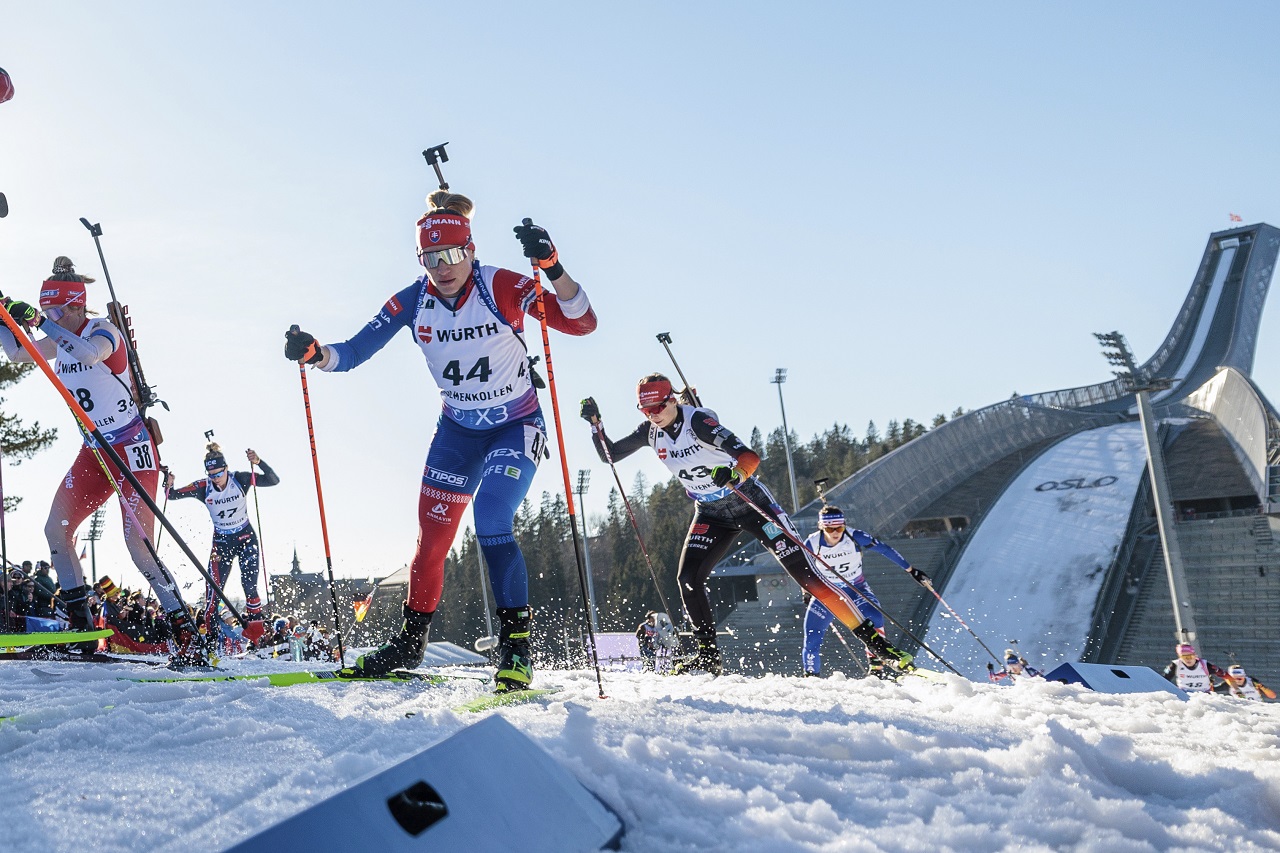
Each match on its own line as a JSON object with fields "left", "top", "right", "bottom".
{"left": 1, "top": 658, "right": 1277, "bottom": 852}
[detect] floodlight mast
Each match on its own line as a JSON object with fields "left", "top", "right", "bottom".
{"left": 1095, "top": 331, "right": 1198, "bottom": 646}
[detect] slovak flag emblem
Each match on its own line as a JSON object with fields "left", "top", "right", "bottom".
{"left": 429, "top": 230, "right": 441, "bottom": 243}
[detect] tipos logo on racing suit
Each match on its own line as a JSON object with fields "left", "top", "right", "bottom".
{"left": 1035, "top": 476, "right": 1118, "bottom": 492}
{"left": 424, "top": 466, "right": 469, "bottom": 488}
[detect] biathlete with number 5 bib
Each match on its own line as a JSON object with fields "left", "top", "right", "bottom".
{"left": 284, "top": 190, "right": 596, "bottom": 690}
{"left": 0, "top": 257, "right": 204, "bottom": 663}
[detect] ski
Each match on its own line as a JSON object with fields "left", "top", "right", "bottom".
{"left": 0, "top": 648, "right": 168, "bottom": 665}
{"left": 0, "top": 628, "right": 112, "bottom": 647}
{"left": 452, "top": 687, "right": 563, "bottom": 713}
{"left": 122, "top": 668, "right": 486, "bottom": 687}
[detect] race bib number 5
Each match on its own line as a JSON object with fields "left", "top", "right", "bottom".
{"left": 124, "top": 441, "right": 157, "bottom": 472}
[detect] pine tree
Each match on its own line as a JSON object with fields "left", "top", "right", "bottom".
{"left": 0, "top": 362, "right": 57, "bottom": 511}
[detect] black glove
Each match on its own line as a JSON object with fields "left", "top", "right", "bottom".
{"left": 908, "top": 567, "right": 931, "bottom": 587}
{"left": 2, "top": 298, "right": 39, "bottom": 329}
{"left": 285, "top": 326, "right": 323, "bottom": 365}
{"left": 580, "top": 397, "right": 600, "bottom": 424}
{"left": 987, "top": 662, "right": 995, "bottom": 673}
{"left": 513, "top": 219, "right": 563, "bottom": 278}
{"left": 710, "top": 465, "right": 740, "bottom": 488}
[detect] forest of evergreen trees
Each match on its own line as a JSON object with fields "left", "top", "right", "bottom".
{"left": 431, "top": 410, "right": 964, "bottom": 664}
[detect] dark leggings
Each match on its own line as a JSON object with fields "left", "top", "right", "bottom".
{"left": 203, "top": 528, "right": 262, "bottom": 629}
{"left": 677, "top": 479, "right": 873, "bottom": 636}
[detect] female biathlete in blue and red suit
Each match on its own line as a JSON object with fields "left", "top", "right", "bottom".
{"left": 581, "top": 375, "right": 916, "bottom": 676}
{"left": 166, "top": 442, "right": 279, "bottom": 646}
{"left": 285, "top": 191, "right": 596, "bottom": 690}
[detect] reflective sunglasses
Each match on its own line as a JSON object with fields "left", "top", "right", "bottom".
{"left": 418, "top": 246, "right": 469, "bottom": 269}
{"left": 637, "top": 396, "right": 674, "bottom": 416}
{"left": 208, "top": 467, "right": 229, "bottom": 478}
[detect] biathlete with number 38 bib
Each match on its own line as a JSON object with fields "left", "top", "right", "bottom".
{"left": 580, "top": 375, "right": 916, "bottom": 677}
{"left": 284, "top": 190, "right": 596, "bottom": 690}
{"left": 0, "top": 257, "right": 204, "bottom": 663}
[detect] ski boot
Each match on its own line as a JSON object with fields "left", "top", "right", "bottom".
{"left": 494, "top": 607, "right": 533, "bottom": 693}
{"left": 350, "top": 603, "right": 433, "bottom": 677}
{"left": 241, "top": 612, "right": 266, "bottom": 646}
{"left": 671, "top": 632, "right": 722, "bottom": 676}
{"left": 852, "top": 619, "right": 914, "bottom": 674}
{"left": 169, "top": 609, "right": 211, "bottom": 668}
{"left": 57, "top": 585, "right": 99, "bottom": 653}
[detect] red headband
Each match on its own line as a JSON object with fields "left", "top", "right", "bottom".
{"left": 39, "top": 279, "right": 88, "bottom": 308}
{"left": 637, "top": 379, "right": 673, "bottom": 408}
{"left": 417, "top": 212, "right": 474, "bottom": 254}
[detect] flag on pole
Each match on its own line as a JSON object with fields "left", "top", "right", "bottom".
{"left": 78, "top": 546, "right": 88, "bottom": 561}
{"left": 353, "top": 589, "right": 375, "bottom": 622}
{"left": 1230, "top": 213, "right": 1243, "bottom": 222}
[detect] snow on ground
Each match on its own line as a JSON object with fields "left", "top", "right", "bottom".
{"left": 1, "top": 656, "right": 1278, "bottom": 853}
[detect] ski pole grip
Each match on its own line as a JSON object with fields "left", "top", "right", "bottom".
{"left": 289, "top": 324, "right": 300, "bottom": 334}
{"left": 522, "top": 217, "right": 532, "bottom": 226}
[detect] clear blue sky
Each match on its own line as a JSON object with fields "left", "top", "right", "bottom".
{"left": 3, "top": 3, "right": 1280, "bottom": 596}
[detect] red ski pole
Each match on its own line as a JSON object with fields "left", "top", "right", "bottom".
{"left": 290, "top": 334, "right": 345, "bottom": 666}
{"left": 523, "top": 222, "right": 606, "bottom": 699}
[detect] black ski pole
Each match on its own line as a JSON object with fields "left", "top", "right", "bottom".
{"left": 655, "top": 332, "right": 701, "bottom": 407}
{"left": 591, "top": 420, "right": 677, "bottom": 622}
{"left": 0, "top": 301, "right": 247, "bottom": 628}
{"left": 728, "top": 481, "right": 962, "bottom": 676}
{"left": 523, "top": 227, "right": 607, "bottom": 698}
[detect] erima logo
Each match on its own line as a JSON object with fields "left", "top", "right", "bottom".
{"left": 417, "top": 325, "right": 432, "bottom": 343}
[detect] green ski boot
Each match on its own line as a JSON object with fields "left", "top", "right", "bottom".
{"left": 494, "top": 606, "right": 533, "bottom": 693}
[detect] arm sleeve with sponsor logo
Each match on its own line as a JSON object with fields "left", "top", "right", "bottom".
{"left": 168, "top": 479, "right": 210, "bottom": 502}
{"left": 43, "top": 320, "right": 121, "bottom": 370}
{"left": 322, "top": 281, "right": 420, "bottom": 373}
{"left": 847, "top": 529, "right": 913, "bottom": 572}
{"left": 688, "top": 411, "right": 760, "bottom": 478}
{"left": 235, "top": 460, "right": 280, "bottom": 489}
{"left": 590, "top": 421, "right": 649, "bottom": 463}
{"left": 491, "top": 268, "right": 597, "bottom": 336}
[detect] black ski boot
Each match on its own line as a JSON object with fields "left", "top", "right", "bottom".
{"left": 352, "top": 603, "right": 433, "bottom": 677}
{"left": 494, "top": 606, "right": 533, "bottom": 693}
{"left": 56, "top": 585, "right": 100, "bottom": 653}
{"left": 852, "top": 619, "right": 914, "bottom": 673}
{"left": 672, "top": 632, "right": 722, "bottom": 676}
{"left": 168, "top": 609, "right": 211, "bottom": 668}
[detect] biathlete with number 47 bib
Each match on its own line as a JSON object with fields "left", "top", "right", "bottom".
{"left": 284, "top": 190, "right": 596, "bottom": 691}
{"left": 166, "top": 442, "right": 279, "bottom": 646}
{"left": 0, "top": 257, "right": 204, "bottom": 663}
{"left": 581, "top": 375, "right": 916, "bottom": 677}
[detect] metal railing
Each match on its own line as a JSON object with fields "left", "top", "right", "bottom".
{"left": 817, "top": 398, "right": 1125, "bottom": 536}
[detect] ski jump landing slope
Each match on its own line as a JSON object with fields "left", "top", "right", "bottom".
{"left": 921, "top": 422, "right": 1148, "bottom": 678}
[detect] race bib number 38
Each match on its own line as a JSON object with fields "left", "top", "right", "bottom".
{"left": 124, "top": 441, "right": 157, "bottom": 472}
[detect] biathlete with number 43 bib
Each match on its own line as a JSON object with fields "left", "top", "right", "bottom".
{"left": 0, "top": 257, "right": 204, "bottom": 663}
{"left": 581, "top": 375, "right": 916, "bottom": 677}
{"left": 284, "top": 190, "right": 596, "bottom": 691}
{"left": 166, "top": 442, "right": 279, "bottom": 646}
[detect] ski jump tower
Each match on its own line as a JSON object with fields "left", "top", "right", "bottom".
{"left": 717, "top": 223, "right": 1280, "bottom": 682}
